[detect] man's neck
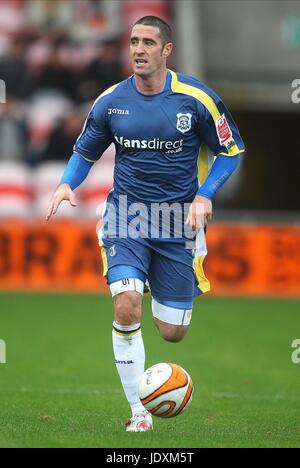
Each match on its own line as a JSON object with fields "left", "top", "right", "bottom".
{"left": 134, "top": 68, "right": 168, "bottom": 95}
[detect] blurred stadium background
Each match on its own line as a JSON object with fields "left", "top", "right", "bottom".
{"left": 0, "top": 0, "right": 299, "bottom": 448}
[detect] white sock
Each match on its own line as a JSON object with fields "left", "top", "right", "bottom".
{"left": 112, "top": 321, "right": 146, "bottom": 416}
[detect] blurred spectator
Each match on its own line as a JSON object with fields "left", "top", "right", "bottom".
{"left": 0, "top": 94, "right": 28, "bottom": 162}
{"left": 79, "top": 39, "right": 123, "bottom": 101}
{"left": 24, "top": 0, "right": 120, "bottom": 42}
{"left": 24, "top": 0, "right": 74, "bottom": 32}
{"left": 40, "top": 112, "right": 83, "bottom": 163}
{"left": 30, "top": 44, "right": 76, "bottom": 100}
{"left": 0, "top": 38, "right": 30, "bottom": 98}
{"left": 25, "top": 91, "right": 73, "bottom": 165}
{"left": 0, "top": 0, "right": 123, "bottom": 219}
{"left": 0, "top": 0, "right": 27, "bottom": 37}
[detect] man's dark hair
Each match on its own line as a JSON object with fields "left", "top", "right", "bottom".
{"left": 134, "top": 16, "right": 172, "bottom": 46}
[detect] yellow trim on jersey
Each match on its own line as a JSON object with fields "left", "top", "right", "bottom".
{"left": 170, "top": 70, "right": 220, "bottom": 121}
{"left": 82, "top": 155, "right": 97, "bottom": 163}
{"left": 100, "top": 246, "right": 108, "bottom": 278}
{"left": 99, "top": 82, "right": 120, "bottom": 99}
{"left": 198, "top": 145, "right": 209, "bottom": 185}
{"left": 219, "top": 148, "right": 245, "bottom": 157}
{"left": 194, "top": 255, "right": 210, "bottom": 293}
{"left": 73, "top": 150, "right": 95, "bottom": 164}
{"left": 169, "top": 70, "right": 241, "bottom": 157}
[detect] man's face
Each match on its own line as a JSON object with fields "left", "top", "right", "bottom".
{"left": 130, "top": 24, "right": 171, "bottom": 77}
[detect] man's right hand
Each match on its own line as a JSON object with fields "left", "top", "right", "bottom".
{"left": 46, "top": 183, "right": 77, "bottom": 221}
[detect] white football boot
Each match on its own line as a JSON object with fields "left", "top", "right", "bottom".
{"left": 125, "top": 410, "right": 153, "bottom": 432}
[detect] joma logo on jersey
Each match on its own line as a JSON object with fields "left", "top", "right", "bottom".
{"left": 108, "top": 108, "right": 129, "bottom": 115}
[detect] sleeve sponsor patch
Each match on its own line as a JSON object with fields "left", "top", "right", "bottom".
{"left": 216, "top": 114, "right": 235, "bottom": 149}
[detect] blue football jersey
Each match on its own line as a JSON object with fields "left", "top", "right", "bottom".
{"left": 74, "top": 69, "right": 245, "bottom": 204}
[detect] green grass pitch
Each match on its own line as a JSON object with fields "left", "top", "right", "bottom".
{"left": 0, "top": 292, "right": 299, "bottom": 448}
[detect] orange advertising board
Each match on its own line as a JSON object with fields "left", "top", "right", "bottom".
{"left": 0, "top": 220, "right": 299, "bottom": 296}
{"left": 0, "top": 220, "right": 103, "bottom": 293}
{"left": 204, "top": 224, "right": 300, "bottom": 296}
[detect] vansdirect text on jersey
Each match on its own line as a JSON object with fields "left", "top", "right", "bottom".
{"left": 114, "top": 134, "right": 184, "bottom": 154}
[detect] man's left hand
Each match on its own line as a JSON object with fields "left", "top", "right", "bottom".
{"left": 186, "top": 195, "right": 212, "bottom": 231}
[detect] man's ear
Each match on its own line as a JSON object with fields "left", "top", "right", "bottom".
{"left": 162, "top": 42, "right": 173, "bottom": 58}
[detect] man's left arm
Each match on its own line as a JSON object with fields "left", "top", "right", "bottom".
{"left": 186, "top": 154, "right": 240, "bottom": 229}
{"left": 187, "top": 92, "right": 245, "bottom": 230}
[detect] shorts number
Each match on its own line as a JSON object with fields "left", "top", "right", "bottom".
{"left": 122, "top": 279, "right": 130, "bottom": 286}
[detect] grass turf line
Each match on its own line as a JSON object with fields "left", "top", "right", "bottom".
{"left": 0, "top": 293, "right": 299, "bottom": 448}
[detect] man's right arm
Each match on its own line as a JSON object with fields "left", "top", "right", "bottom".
{"left": 46, "top": 97, "right": 113, "bottom": 221}
{"left": 45, "top": 153, "right": 93, "bottom": 221}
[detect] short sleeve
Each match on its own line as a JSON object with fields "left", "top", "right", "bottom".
{"left": 74, "top": 97, "right": 113, "bottom": 162}
{"left": 196, "top": 94, "right": 245, "bottom": 157}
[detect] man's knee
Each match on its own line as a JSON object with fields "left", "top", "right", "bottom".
{"left": 113, "top": 291, "right": 142, "bottom": 324}
{"left": 160, "top": 326, "right": 188, "bottom": 343}
{"left": 154, "top": 318, "right": 188, "bottom": 343}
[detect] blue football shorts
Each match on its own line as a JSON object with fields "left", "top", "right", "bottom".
{"left": 98, "top": 192, "right": 210, "bottom": 324}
